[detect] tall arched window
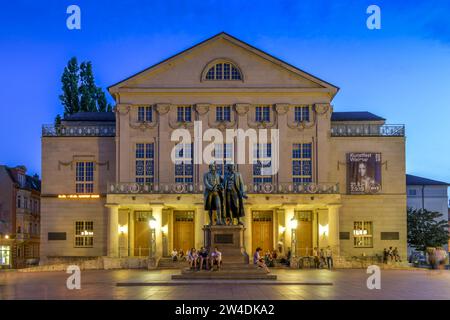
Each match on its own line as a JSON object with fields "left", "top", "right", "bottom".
{"left": 203, "top": 60, "right": 243, "bottom": 81}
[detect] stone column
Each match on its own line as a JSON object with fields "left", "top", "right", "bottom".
{"left": 151, "top": 205, "right": 164, "bottom": 258}
{"left": 106, "top": 204, "right": 119, "bottom": 257}
{"left": 194, "top": 204, "right": 206, "bottom": 249}
{"left": 243, "top": 205, "right": 252, "bottom": 256}
{"left": 328, "top": 204, "right": 341, "bottom": 256}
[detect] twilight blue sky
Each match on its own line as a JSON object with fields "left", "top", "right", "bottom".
{"left": 0, "top": 0, "right": 449, "bottom": 186}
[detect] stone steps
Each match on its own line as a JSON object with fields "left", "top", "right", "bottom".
{"left": 172, "top": 272, "right": 277, "bottom": 280}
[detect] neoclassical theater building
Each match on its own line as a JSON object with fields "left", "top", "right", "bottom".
{"left": 40, "top": 33, "right": 407, "bottom": 265}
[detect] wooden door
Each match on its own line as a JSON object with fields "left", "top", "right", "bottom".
{"left": 173, "top": 211, "right": 195, "bottom": 253}
{"left": 296, "top": 211, "right": 313, "bottom": 256}
{"left": 134, "top": 211, "right": 150, "bottom": 256}
{"left": 252, "top": 211, "right": 273, "bottom": 253}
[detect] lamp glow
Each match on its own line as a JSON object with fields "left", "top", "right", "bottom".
{"left": 5, "top": 235, "right": 9, "bottom": 239}
{"left": 278, "top": 225, "right": 286, "bottom": 234}
{"left": 118, "top": 225, "right": 128, "bottom": 234}
{"left": 148, "top": 216, "right": 157, "bottom": 230}
{"left": 319, "top": 224, "right": 329, "bottom": 237}
{"left": 161, "top": 224, "right": 168, "bottom": 234}
{"left": 289, "top": 217, "right": 298, "bottom": 229}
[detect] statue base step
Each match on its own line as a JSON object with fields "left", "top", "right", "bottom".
{"left": 203, "top": 225, "right": 249, "bottom": 264}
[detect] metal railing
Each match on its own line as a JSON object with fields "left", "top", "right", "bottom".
{"left": 331, "top": 124, "right": 405, "bottom": 137}
{"left": 108, "top": 182, "right": 339, "bottom": 194}
{"left": 42, "top": 124, "right": 116, "bottom": 137}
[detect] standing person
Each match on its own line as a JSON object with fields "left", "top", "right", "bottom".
{"left": 313, "top": 247, "right": 320, "bottom": 269}
{"left": 393, "top": 247, "right": 401, "bottom": 262}
{"left": 325, "top": 246, "right": 333, "bottom": 270}
{"left": 436, "top": 247, "right": 448, "bottom": 270}
{"left": 199, "top": 247, "right": 209, "bottom": 270}
{"left": 210, "top": 247, "right": 222, "bottom": 270}
{"left": 428, "top": 247, "right": 436, "bottom": 269}
{"left": 383, "top": 248, "right": 388, "bottom": 263}
{"left": 253, "top": 247, "right": 270, "bottom": 273}
{"left": 388, "top": 247, "right": 394, "bottom": 262}
{"left": 319, "top": 248, "right": 326, "bottom": 268}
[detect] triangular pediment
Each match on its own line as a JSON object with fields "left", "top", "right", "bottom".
{"left": 108, "top": 32, "right": 338, "bottom": 95}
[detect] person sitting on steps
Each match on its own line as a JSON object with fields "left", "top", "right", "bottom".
{"left": 210, "top": 247, "right": 222, "bottom": 271}
{"left": 253, "top": 247, "right": 270, "bottom": 273}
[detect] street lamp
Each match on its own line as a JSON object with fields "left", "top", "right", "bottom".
{"left": 289, "top": 216, "right": 298, "bottom": 258}
{"left": 148, "top": 216, "right": 157, "bottom": 259}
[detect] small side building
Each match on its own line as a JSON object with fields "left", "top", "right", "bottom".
{"left": 0, "top": 165, "right": 41, "bottom": 268}
{"left": 406, "top": 174, "right": 449, "bottom": 253}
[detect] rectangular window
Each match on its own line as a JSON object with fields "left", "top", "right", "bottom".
{"left": 253, "top": 143, "right": 273, "bottom": 184}
{"left": 353, "top": 221, "right": 373, "bottom": 248}
{"left": 292, "top": 143, "right": 313, "bottom": 184}
{"left": 177, "top": 106, "right": 192, "bottom": 122}
{"left": 17, "top": 195, "right": 21, "bottom": 208}
{"left": 0, "top": 245, "right": 11, "bottom": 266}
{"left": 256, "top": 106, "right": 270, "bottom": 122}
{"left": 138, "top": 106, "right": 152, "bottom": 122}
{"left": 135, "top": 143, "right": 154, "bottom": 184}
{"left": 213, "top": 143, "right": 234, "bottom": 175}
{"left": 174, "top": 143, "right": 193, "bottom": 183}
{"left": 74, "top": 221, "right": 94, "bottom": 248}
{"left": 294, "top": 106, "right": 311, "bottom": 122}
{"left": 216, "top": 105, "right": 231, "bottom": 122}
{"left": 76, "top": 161, "right": 94, "bottom": 193}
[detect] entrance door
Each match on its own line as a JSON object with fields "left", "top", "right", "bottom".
{"left": 296, "top": 211, "right": 313, "bottom": 256}
{"left": 252, "top": 211, "right": 273, "bottom": 253}
{"left": 134, "top": 211, "right": 151, "bottom": 256}
{"left": 173, "top": 211, "right": 195, "bottom": 253}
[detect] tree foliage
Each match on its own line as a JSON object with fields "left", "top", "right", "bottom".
{"left": 407, "top": 208, "right": 449, "bottom": 252}
{"left": 57, "top": 57, "right": 112, "bottom": 121}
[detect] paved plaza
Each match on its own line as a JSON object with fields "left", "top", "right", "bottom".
{"left": 0, "top": 268, "right": 449, "bottom": 300}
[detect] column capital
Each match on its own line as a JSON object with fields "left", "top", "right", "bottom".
{"left": 105, "top": 203, "right": 120, "bottom": 209}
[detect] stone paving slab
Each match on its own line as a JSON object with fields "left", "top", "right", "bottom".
{"left": 1, "top": 268, "right": 449, "bottom": 300}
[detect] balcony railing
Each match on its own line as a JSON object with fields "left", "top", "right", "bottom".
{"left": 108, "top": 182, "right": 339, "bottom": 195}
{"left": 42, "top": 124, "right": 116, "bottom": 137}
{"left": 331, "top": 124, "right": 405, "bottom": 137}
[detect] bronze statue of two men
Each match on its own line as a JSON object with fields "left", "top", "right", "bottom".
{"left": 203, "top": 163, "right": 247, "bottom": 226}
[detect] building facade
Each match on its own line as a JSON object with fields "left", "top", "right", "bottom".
{"left": 406, "top": 174, "right": 449, "bottom": 253}
{"left": 40, "top": 33, "right": 407, "bottom": 264}
{"left": 0, "top": 165, "right": 41, "bottom": 268}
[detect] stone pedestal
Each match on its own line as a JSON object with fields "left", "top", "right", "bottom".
{"left": 203, "top": 225, "right": 249, "bottom": 264}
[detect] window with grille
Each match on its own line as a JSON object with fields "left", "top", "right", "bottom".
{"left": 213, "top": 143, "right": 233, "bottom": 176}
{"left": 135, "top": 143, "right": 154, "bottom": 184}
{"left": 74, "top": 221, "right": 94, "bottom": 248}
{"left": 75, "top": 162, "right": 94, "bottom": 193}
{"left": 205, "top": 62, "right": 242, "bottom": 80}
{"left": 253, "top": 143, "right": 273, "bottom": 184}
{"left": 216, "top": 105, "right": 231, "bottom": 122}
{"left": 255, "top": 106, "right": 270, "bottom": 122}
{"left": 292, "top": 143, "right": 312, "bottom": 183}
{"left": 353, "top": 221, "right": 373, "bottom": 248}
{"left": 294, "top": 105, "right": 311, "bottom": 122}
{"left": 138, "top": 106, "right": 153, "bottom": 122}
{"left": 174, "top": 143, "right": 193, "bottom": 183}
{"left": 177, "top": 106, "right": 192, "bottom": 122}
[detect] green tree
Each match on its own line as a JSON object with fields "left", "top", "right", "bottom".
{"left": 96, "top": 87, "right": 112, "bottom": 112}
{"left": 79, "top": 62, "right": 98, "bottom": 112}
{"left": 407, "top": 208, "right": 448, "bottom": 252}
{"left": 54, "top": 114, "right": 62, "bottom": 127}
{"left": 59, "top": 57, "right": 80, "bottom": 116}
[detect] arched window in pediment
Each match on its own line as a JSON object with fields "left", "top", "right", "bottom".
{"left": 202, "top": 60, "right": 243, "bottom": 81}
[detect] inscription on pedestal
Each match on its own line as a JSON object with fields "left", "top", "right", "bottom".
{"left": 214, "top": 234, "right": 233, "bottom": 244}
